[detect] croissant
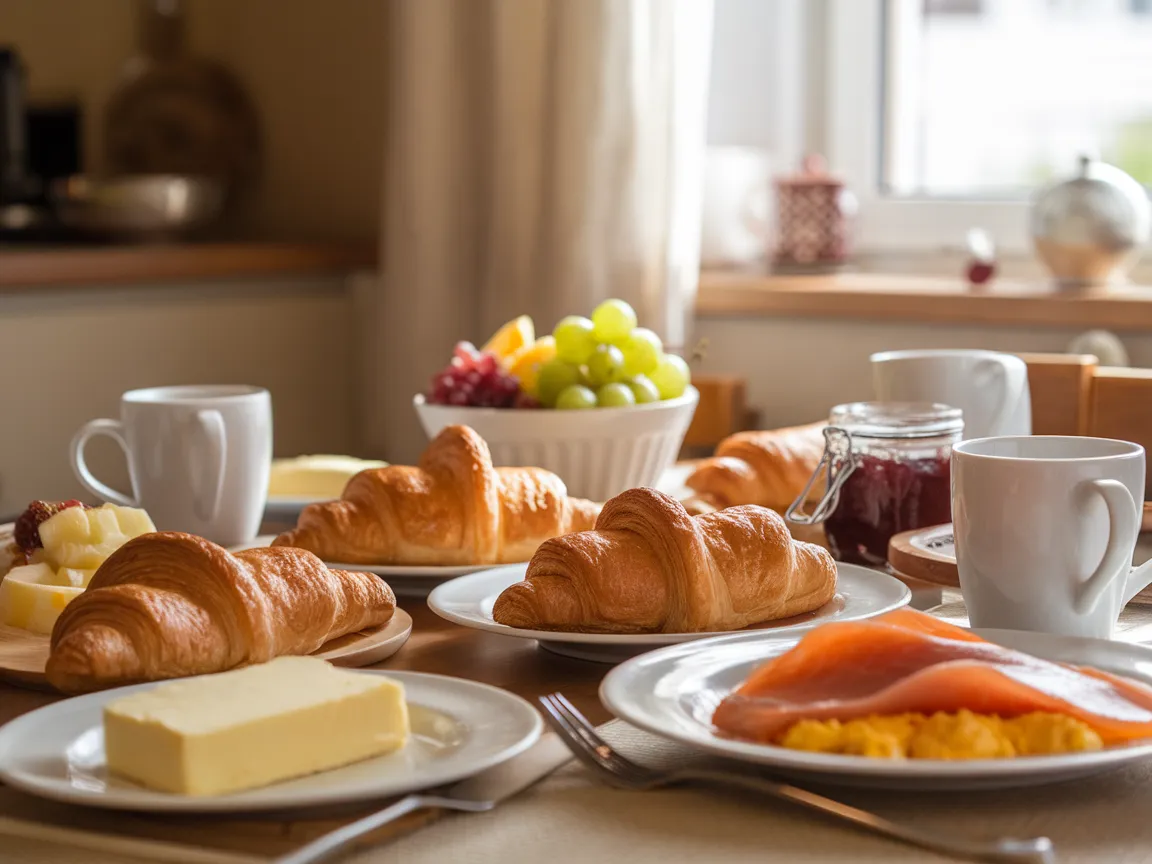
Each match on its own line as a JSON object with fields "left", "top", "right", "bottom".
{"left": 47, "top": 532, "right": 395, "bottom": 694}
{"left": 273, "top": 425, "right": 601, "bottom": 566}
{"left": 492, "top": 487, "right": 836, "bottom": 634}
{"left": 684, "top": 422, "right": 827, "bottom": 512}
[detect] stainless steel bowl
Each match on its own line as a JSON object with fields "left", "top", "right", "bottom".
{"left": 51, "top": 174, "right": 226, "bottom": 240}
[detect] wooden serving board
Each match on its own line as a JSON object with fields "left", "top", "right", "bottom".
{"left": 0, "top": 608, "right": 413, "bottom": 691}
{"left": 889, "top": 505, "right": 1152, "bottom": 595}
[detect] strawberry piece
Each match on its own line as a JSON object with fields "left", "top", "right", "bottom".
{"left": 13, "top": 499, "right": 88, "bottom": 554}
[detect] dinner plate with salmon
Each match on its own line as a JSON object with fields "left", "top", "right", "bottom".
{"left": 600, "top": 609, "right": 1152, "bottom": 789}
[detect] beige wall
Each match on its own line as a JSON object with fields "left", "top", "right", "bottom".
{"left": 0, "top": 277, "right": 358, "bottom": 517}
{"left": 694, "top": 315, "right": 1152, "bottom": 429}
{"left": 3, "top": 0, "right": 385, "bottom": 241}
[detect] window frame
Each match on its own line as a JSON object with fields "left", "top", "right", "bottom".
{"left": 825, "top": 0, "right": 1034, "bottom": 254}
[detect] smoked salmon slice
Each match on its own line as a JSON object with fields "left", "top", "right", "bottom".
{"left": 712, "top": 609, "right": 1152, "bottom": 747}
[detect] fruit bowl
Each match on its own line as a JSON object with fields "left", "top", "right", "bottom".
{"left": 413, "top": 387, "right": 699, "bottom": 501}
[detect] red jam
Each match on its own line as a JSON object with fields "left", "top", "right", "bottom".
{"left": 824, "top": 452, "right": 952, "bottom": 566}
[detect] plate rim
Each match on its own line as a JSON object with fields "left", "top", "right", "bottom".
{"left": 236, "top": 536, "right": 527, "bottom": 578}
{"left": 0, "top": 669, "right": 543, "bottom": 813}
{"left": 598, "top": 626, "right": 1152, "bottom": 781}
{"left": 426, "top": 562, "right": 911, "bottom": 646}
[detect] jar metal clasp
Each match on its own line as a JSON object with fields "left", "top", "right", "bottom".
{"left": 785, "top": 426, "right": 858, "bottom": 525}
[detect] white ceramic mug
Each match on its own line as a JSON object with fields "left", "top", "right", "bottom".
{"left": 871, "top": 349, "right": 1031, "bottom": 440}
{"left": 700, "top": 146, "right": 774, "bottom": 267}
{"left": 952, "top": 436, "right": 1152, "bottom": 639}
{"left": 70, "top": 385, "right": 272, "bottom": 546}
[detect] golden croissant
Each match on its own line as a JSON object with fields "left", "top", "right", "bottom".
{"left": 492, "top": 487, "right": 836, "bottom": 634}
{"left": 273, "top": 425, "right": 601, "bottom": 566}
{"left": 47, "top": 532, "right": 395, "bottom": 694}
{"left": 684, "top": 422, "right": 826, "bottom": 512}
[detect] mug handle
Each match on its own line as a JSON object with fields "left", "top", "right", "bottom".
{"left": 70, "top": 419, "right": 139, "bottom": 507}
{"left": 1075, "top": 479, "right": 1140, "bottom": 614}
{"left": 193, "top": 409, "right": 228, "bottom": 522}
{"left": 979, "top": 357, "right": 1026, "bottom": 439}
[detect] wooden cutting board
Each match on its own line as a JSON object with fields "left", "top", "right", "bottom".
{"left": 888, "top": 504, "right": 1152, "bottom": 595}
{"left": 0, "top": 609, "right": 412, "bottom": 691}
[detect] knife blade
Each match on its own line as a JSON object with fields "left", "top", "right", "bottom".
{"left": 275, "top": 733, "right": 572, "bottom": 864}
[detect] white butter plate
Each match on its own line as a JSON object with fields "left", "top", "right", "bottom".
{"left": 426, "top": 563, "right": 911, "bottom": 663}
{"left": 0, "top": 670, "right": 542, "bottom": 813}
{"left": 264, "top": 495, "right": 332, "bottom": 520}
{"left": 600, "top": 628, "right": 1152, "bottom": 790}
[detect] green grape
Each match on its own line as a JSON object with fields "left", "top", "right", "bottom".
{"left": 597, "top": 383, "right": 636, "bottom": 408}
{"left": 555, "top": 384, "right": 598, "bottom": 410}
{"left": 620, "top": 328, "right": 663, "bottom": 376}
{"left": 591, "top": 298, "right": 638, "bottom": 344}
{"left": 537, "top": 359, "right": 582, "bottom": 407}
{"left": 627, "top": 375, "right": 661, "bottom": 404}
{"left": 552, "top": 316, "right": 597, "bottom": 364}
{"left": 650, "top": 353, "right": 690, "bottom": 400}
{"left": 585, "top": 344, "right": 625, "bottom": 386}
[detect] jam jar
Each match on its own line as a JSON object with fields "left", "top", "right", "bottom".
{"left": 786, "top": 402, "right": 962, "bottom": 566}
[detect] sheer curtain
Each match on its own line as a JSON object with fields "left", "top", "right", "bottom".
{"left": 367, "top": 0, "right": 714, "bottom": 462}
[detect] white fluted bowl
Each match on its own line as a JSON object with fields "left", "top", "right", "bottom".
{"left": 413, "top": 388, "right": 698, "bottom": 502}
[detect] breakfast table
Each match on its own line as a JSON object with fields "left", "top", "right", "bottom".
{"left": 6, "top": 486, "right": 1152, "bottom": 862}
{"left": 8, "top": 592, "right": 1152, "bottom": 864}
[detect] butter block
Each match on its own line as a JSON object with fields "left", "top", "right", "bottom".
{"left": 103, "top": 657, "right": 409, "bottom": 796}
{"left": 268, "top": 455, "right": 388, "bottom": 498}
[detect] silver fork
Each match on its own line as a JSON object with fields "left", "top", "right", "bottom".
{"left": 538, "top": 693, "right": 1056, "bottom": 864}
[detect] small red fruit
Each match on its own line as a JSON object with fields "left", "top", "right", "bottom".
{"left": 14, "top": 499, "right": 88, "bottom": 553}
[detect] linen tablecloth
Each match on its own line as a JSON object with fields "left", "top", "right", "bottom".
{"left": 7, "top": 720, "right": 1152, "bottom": 864}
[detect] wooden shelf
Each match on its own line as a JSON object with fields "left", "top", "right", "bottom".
{"left": 0, "top": 242, "right": 378, "bottom": 289}
{"left": 696, "top": 270, "right": 1152, "bottom": 331}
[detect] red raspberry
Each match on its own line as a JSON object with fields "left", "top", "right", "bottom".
{"left": 13, "top": 500, "right": 88, "bottom": 554}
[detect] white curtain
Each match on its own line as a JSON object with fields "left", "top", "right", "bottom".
{"left": 368, "top": 0, "right": 714, "bottom": 462}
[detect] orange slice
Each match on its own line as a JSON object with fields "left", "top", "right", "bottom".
{"left": 482, "top": 315, "right": 535, "bottom": 361}
{"left": 507, "top": 336, "right": 557, "bottom": 396}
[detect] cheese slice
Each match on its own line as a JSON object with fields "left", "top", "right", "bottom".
{"left": 268, "top": 455, "right": 388, "bottom": 498}
{"left": 0, "top": 564, "right": 84, "bottom": 634}
{"left": 103, "top": 657, "right": 410, "bottom": 796}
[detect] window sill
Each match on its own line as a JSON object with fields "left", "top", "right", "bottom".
{"left": 695, "top": 270, "right": 1152, "bottom": 332}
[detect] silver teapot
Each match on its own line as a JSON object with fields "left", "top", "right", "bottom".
{"left": 1030, "top": 155, "right": 1151, "bottom": 288}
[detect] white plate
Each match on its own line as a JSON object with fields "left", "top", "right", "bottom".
{"left": 0, "top": 670, "right": 542, "bottom": 813}
{"left": 426, "top": 563, "right": 911, "bottom": 663}
{"left": 600, "top": 627, "right": 1152, "bottom": 790}
{"left": 235, "top": 536, "right": 523, "bottom": 597}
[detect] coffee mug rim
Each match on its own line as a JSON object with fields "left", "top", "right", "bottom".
{"left": 870, "top": 348, "right": 1020, "bottom": 364}
{"left": 122, "top": 385, "right": 268, "bottom": 404}
{"left": 954, "top": 435, "right": 1144, "bottom": 462}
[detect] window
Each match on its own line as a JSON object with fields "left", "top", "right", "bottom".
{"left": 825, "top": 0, "right": 1152, "bottom": 251}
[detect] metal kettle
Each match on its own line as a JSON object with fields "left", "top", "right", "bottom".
{"left": 1030, "top": 155, "right": 1151, "bottom": 288}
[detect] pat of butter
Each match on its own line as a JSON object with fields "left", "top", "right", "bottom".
{"left": 268, "top": 455, "right": 388, "bottom": 498}
{"left": 103, "top": 657, "right": 409, "bottom": 796}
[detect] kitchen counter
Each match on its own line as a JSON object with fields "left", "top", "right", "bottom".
{"left": 0, "top": 242, "right": 378, "bottom": 289}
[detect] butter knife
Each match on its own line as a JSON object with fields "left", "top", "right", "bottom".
{"left": 275, "top": 733, "right": 571, "bottom": 864}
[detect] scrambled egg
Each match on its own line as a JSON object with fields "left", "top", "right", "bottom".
{"left": 777, "top": 710, "right": 1103, "bottom": 759}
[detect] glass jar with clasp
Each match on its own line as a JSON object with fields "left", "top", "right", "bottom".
{"left": 786, "top": 402, "right": 963, "bottom": 567}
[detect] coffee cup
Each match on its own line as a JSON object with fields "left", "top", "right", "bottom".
{"left": 872, "top": 349, "right": 1031, "bottom": 440}
{"left": 952, "top": 435, "right": 1152, "bottom": 639}
{"left": 70, "top": 385, "right": 272, "bottom": 547}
